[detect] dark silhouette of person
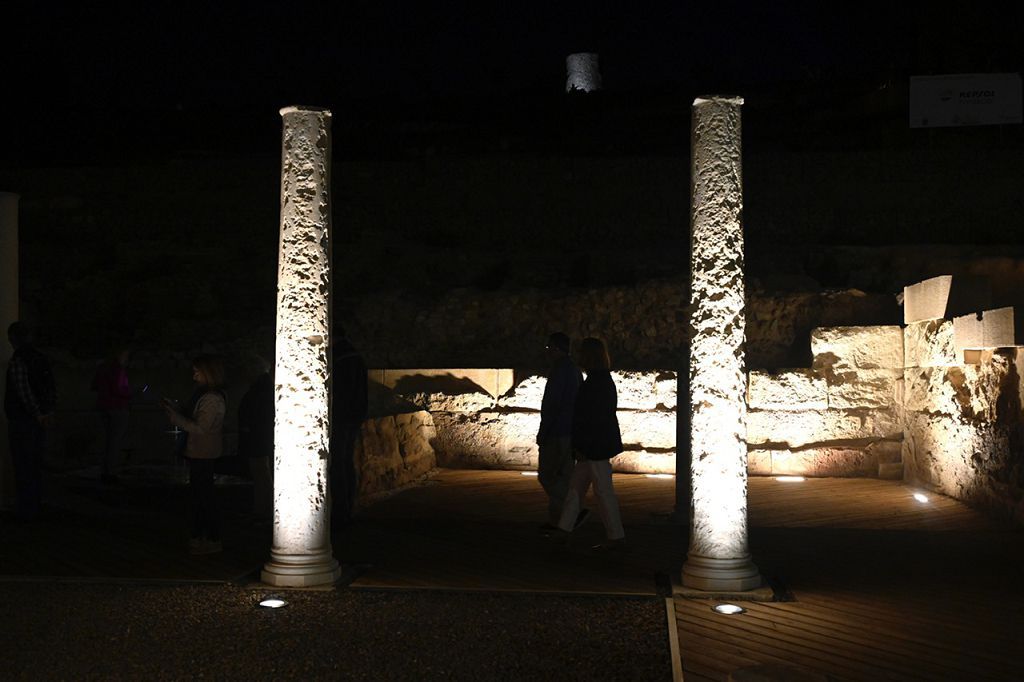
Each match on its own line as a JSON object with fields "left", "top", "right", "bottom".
{"left": 162, "top": 354, "right": 227, "bottom": 555}
{"left": 91, "top": 347, "right": 132, "bottom": 485}
{"left": 556, "top": 337, "right": 625, "bottom": 549}
{"left": 238, "top": 354, "right": 274, "bottom": 520}
{"left": 330, "top": 329, "right": 368, "bottom": 529}
{"left": 537, "top": 332, "right": 583, "bottom": 531}
{"left": 4, "top": 322, "right": 57, "bottom": 521}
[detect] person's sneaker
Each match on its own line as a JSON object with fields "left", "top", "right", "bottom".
{"left": 573, "top": 508, "right": 591, "bottom": 530}
{"left": 538, "top": 522, "right": 558, "bottom": 536}
{"left": 591, "top": 538, "right": 627, "bottom": 552}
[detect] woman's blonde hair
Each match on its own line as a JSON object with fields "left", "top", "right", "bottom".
{"left": 192, "top": 354, "right": 226, "bottom": 390}
{"left": 578, "top": 337, "right": 611, "bottom": 372}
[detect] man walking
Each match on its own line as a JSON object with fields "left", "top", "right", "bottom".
{"left": 536, "top": 332, "right": 584, "bottom": 532}
{"left": 4, "top": 322, "right": 56, "bottom": 520}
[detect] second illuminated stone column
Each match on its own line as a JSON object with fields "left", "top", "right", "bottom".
{"left": 262, "top": 106, "right": 341, "bottom": 587}
{"left": 681, "top": 97, "right": 761, "bottom": 592}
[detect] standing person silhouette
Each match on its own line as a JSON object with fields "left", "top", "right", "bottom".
{"left": 536, "top": 332, "right": 584, "bottom": 533}
{"left": 4, "top": 322, "right": 56, "bottom": 521}
{"left": 92, "top": 347, "right": 132, "bottom": 485}
{"left": 329, "top": 328, "right": 368, "bottom": 530}
{"left": 162, "top": 354, "right": 227, "bottom": 555}
{"left": 237, "top": 353, "right": 274, "bottom": 520}
{"left": 556, "top": 337, "right": 625, "bottom": 549}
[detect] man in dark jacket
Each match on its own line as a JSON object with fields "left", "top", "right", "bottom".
{"left": 536, "top": 332, "right": 583, "bottom": 530}
{"left": 329, "top": 330, "right": 368, "bottom": 529}
{"left": 4, "top": 322, "right": 56, "bottom": 520}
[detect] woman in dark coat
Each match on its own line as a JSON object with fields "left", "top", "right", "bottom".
{"left": 556, "top": 337, "right": 625, "bottom": 548}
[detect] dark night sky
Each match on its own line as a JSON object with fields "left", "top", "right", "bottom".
{"left": 3, "top": 2, "right": 1022, "bottom": 163}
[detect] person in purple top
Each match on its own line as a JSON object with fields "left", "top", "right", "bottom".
{"left": 536, "top": 332, "right": 585, "bottom": 532}
{"left": 92, "top": 347, "right": 132, "bottom": 485}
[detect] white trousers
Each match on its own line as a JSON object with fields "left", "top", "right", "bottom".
{"left": 557, "top": 458, "right": 625, "bottom": 540}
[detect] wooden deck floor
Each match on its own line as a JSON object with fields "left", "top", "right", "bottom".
{"left": 680, "top": 477, "right": 1023, "bottom": 681}
{"left": 4, "top": 469, "right": 1021, "bottom": 680}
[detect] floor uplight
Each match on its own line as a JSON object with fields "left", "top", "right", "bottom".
{"left": 712, "top": 603, "right": 746, "bottom": 615}
{"left": 775, "top": 476, "right": 805, "bottom": 483}
{"left": 913, "top": 493, "right": 929, "bottom": 503}
{"left": 645, "top": 473, "right": 674, "bottom": 479}
{"left": 259, "top": 598, "right": 289, "bottom": 609}
{"left": 520, "top": 471, "right": 538, "bottom": 477}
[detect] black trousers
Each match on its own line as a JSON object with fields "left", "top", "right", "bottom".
{"left": 329, "top": 422, "right": 360, "bottom": 527}
{"left": 8, "top": 418, "right": 43, "bottom": 520}
{"left": 188, "top": 458, "right": 220, "bottom": 541}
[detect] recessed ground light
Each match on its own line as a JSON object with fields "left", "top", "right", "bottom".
{"left": 712, "top": 603, "right": 746, "bottom": 615}
{"left": 913, "top": 493, "right": 929, "bottom": 503}
{"left": 775, "top": 476, "right": 805, "bottom": 483}
{"left": 645, "top": 473, "right": 674, "bottom": 479}
{"left": 520, "top": 471, "right": 538, "bottom": 477}
{"left": 258, "top": 598, "right": 289, "bottom": 609}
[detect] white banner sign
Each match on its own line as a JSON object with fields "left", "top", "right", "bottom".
{"left": 909, "top": 73, "right": 1022, "bottom": 128}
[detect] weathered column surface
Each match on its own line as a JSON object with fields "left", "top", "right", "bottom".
{"left": 0, "top": 192, "right": 18, "bottom": 509}
{"left": 682, "top": 97, "right": 761, "bottom": 591}
{"left": 565, "top": 53, "right": 602, "bottom": 93}
{"left": 262, "top": 107, "right": 340, "bottom": 587}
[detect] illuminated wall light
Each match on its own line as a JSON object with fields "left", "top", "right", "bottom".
{"left": 645, "top": 473, "right": 675, "bottom": 479}
{"left": 258, "top": 598, "right": 289, "bottom": 609}
{"left": 775, "top": 476, "right": 805, "bottom": 483}
{"left": 712, "top": 603, "right": 746, "bottom": 615}
{"left": 681, "top": 96, "right": 761, "bottom": 593}
{"left": 520, "top": 471, "right": 538, "bottom": 477}
{"left": 261, "top": 106, "right": 341, "bottom": 588}
{"left": 913, "top": 492, "right": 929, "bottom": 503}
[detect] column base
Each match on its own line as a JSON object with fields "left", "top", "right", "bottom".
{"left": 262, "top": 556, "right": 341, "bottom": 587}
{"left": 681, "top": 553, "right": 762, "bottom": 592}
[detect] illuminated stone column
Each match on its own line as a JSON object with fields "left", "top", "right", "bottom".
{"left": 681, "top": 97, "right": 761, "bottom": 592}
{"left": 0, "top": 192, "right": 17, "bottom": 509}
{"left": 565, "top": 53, "right": 602, "bottom": 93}
{"left": 262, "top": 107, "right": 341, "bottom": 587}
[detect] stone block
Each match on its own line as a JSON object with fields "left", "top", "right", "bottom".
{"left": 355, "top": 411, "right": 438, "bottom": 497}
{"left": 653, "top": 371, "right": 678, "bottom": 410}
{"left": 380, "top": 368, "right": 515, "bottom": 399}
{"left": 811, "top": 326, "right": 904, "bottom": 372}
{"left": 611, "top": 450, "right": 676, "bottom": 475}
{"left": 430, "top": 411, "right": 540, "bottom": 469}
{"left": 953, "top": 307, "right": 1016, "bottom": 355}
{"left": 878, "top": 462, "right": 904, "bottom": 480}
{"left": 402, "top": 390, "right": 494, "bottom": 413}
{"left": 747, "top": 408, "right": 902, "bottom": 448}
{"left": 772, "top": 447, "right": 879, "bottom": 477}
{"left": 904, "top": 320, "right": 957, "bottom": 368}
{"left": 612, "top": 371, "right": 659, "bottom": 410}
{"left": 868, "top": 439, "right": 904, "bottom": 465}
{"left": 618, "top": 410, "right": 677, "bottom": 450}
{"left": 826, "top": 369, "right": 902, "bottom": 410}
{"left": 496, "top": 374, "right": 545, "bottom": 409}
{"left": 904, "top": 354, "right": 1017, "bottom": 423}
{"left": 903, "top": 275, "right": 952, "bottom": 324}
{"left": 747, "top": 369, "right": 827, "bottom": 411}
{"left": 746, "top": 449, "right": 773, "bottom": 475}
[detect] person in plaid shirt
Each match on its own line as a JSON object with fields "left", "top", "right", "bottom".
{"left": 4, "top": 322, "right": 56, "bottom": 520}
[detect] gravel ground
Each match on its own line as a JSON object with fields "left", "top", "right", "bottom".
{"left": 3, "top": 583, "right": 672, "bottom": 681}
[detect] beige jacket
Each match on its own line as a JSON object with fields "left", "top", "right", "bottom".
{"left": 170, "top": 392, "right": 225, "bottom": 459}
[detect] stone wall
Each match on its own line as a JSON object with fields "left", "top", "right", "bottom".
{"left": 380, "top": 368, "right": 679, "bottom": 474}
{"left": 355, "top": 411, "right": 438, "bottom": 502}
{"left": 746, "top": 326, "right": 906, "bottom": 478}
{"left": 902, "top": 322, "right": 1024, "bottom": 524}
